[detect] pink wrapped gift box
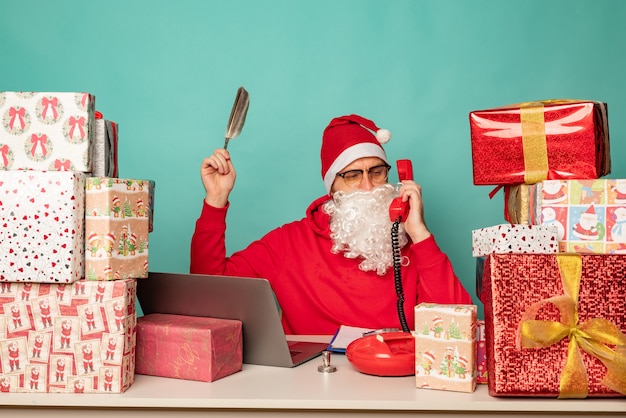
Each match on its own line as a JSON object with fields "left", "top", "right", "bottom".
{"left": 0, "top": 279, "right": 136, "bottom": 393}
{"left": 471, "top": 223, "right": 559, "bottom": 257}
{"left": 0, "top": 92, "right": 95, "bottom": 172}
{"left": 414, "top": 303, "right": 477, "bottom": 393}
{"left": 85, "top": 178, "right": 152, "bottom": 280}
{"left": 135, "top": 313, "right": 242, "bottom": 382}
{"left": 0, "top": 170, "right": 85, "bottom": 283}
{"left": 505, "top": 179, "right": 626, "bottom": 254}
{"left": 481, "top": 253, "right": 626, "bottom": 398}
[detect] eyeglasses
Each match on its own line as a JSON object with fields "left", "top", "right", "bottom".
{"left": 336, "top": 164, "right": 391, "bottom": 187}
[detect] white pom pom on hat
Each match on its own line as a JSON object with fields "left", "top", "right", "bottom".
{"left": 376, "top": 128, "right": 391, "bottom": 144}
{"left": 321, "top": 114, "right": 392, "bottom": 193}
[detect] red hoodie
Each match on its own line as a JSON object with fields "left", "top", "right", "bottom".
{"left": 190, "top": 195, "right": 472, "bottom": 335}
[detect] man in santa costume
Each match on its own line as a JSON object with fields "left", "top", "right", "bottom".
{"left": 8, "top": 341, "right": 20, "bottom": 371}
{"left": 82, "top": 343, "right": 94, "bottom": 373}
{"left": 190, "top": 114, "right": 471, "bottom": 335}
{"left": 39, "top": 298, "right": 52, "bottom": 328}
{"left": 32, "top": 333, "right": 44, "bottom": 358}
{"left": 29, "top": 366, "right": 40, "bottom": 390}
{"left": 55, "top": 357, "right": 66, "bottom": 382}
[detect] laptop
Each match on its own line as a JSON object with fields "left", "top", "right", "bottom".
{"left": 135, "top": 272, "right": 328, "bottom": 368}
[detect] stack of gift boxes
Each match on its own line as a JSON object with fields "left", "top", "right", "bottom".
{"left": 469, "top": 100, "right": 626, "bottom": 398}
{"left": 0, "top": 91, "right": 154, "bottom": 393}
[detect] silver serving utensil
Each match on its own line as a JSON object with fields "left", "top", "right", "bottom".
{"left": 224, "top": 86, "right": 250, "bottom": 150}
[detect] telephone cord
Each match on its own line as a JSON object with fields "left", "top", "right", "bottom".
{"left": 391, "top": 219, "right": 410, "bottom": 333}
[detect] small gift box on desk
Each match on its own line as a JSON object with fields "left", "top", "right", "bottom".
{"left": 0, "top": 170, "right": 85, "bottom": 283}
{"left": 135, "top": 313, "right": 243, "bottom": 382}
{"left": 469, "top": 100, "right": 610, "bottom": 185}
{"left": 480, "top": 253, "right": 626, "bottom": 398}
{"left": 471, "top": 223, "right": 559, "bottom": 257}
{"left": 85, "top": 177, "right": 152, "bottom": 280}
{"left": 0, "top": 279, "right": 136, "bottom": 393}
{"left": 504, "top": 179, "right": 626, "bottom": 254}
{"left": 0, "top": 92, "right": 95, "bottom": 172}
{"left": 414, "top": 303, "right": 477, "bottom": 393}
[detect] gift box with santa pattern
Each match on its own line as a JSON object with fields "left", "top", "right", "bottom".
{"left": 480, "top": 253, "right": 626, "bottom": 398}
{"left": 0, "top": 279, "right": 136, "bottom": 393}
{"left": 504, "top": 179, "right": 626, "bottom": 254}
{"left": 414, "top": 303, "right": 477, "bottom": 393}
{"left": 0, "top": 92, "right": 95, "bottom": 172}
{"left": 0, "top": 170, "right": 85, "bottom": 283}
{"left": 85, "top": 178, "right": 152, "bottom": 281}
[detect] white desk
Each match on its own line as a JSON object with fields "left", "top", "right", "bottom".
{"left": 1, "top": 336, "right": 624, "bottom": 417}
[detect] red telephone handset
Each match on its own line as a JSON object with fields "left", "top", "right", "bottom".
{"left": 388, "top": 159, "right": 414, "bottom": 222}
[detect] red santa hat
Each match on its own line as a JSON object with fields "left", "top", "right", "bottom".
{"left": 457, "top": 356, "right": 468, "bottom": 368}
{"left": 422, "top": 351, "right": 436, "bottom": 363}
{"left": 320, "top": 114, "right": 391, "bottom": 193}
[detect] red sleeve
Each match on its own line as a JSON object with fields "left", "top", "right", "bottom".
{"left": 190, "top": 200, "right": 229, "bottom": 275}
{"left": 411, "top": 235, "right": 473, "bottom": 305}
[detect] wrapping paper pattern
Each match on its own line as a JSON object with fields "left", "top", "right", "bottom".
{"left": 92, "top": 117, "right": 118, "bottom": 178}
{"left": 504, "top": 179, "right": 626, "bottom": 254}
{"left": 476, "top": 320, "right": 487, "bottom": 384}
{"left": 0, "top": 92, "right": 95, "bottom": 172}
{"left": 0, "top": 171, "right": 85, "bottom": 283}
{"left": 480, "top": 253, "right": 626, "bottom": 397}
{"left": 414, "top": 303, "right": 477, "bottom": 393}
{"left": 470, "top": 100, "right": 610, "bottom": 185}
{"left": 471, "top": 223, "right": 559, "bottom": 257}
{"left": 135, "top": 313, "right": 242, "bottom": 382}
{"left": 85, "top": 178, "right": 151, "bottom": 280}
{"left": 0, "top": 279, "right": 136, "bottom": 393}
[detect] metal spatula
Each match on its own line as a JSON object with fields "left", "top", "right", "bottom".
{"left": 224, "top": 86, "right": 250, "bottom": 150}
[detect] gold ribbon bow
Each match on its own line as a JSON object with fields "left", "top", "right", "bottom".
{"left": 517, "top": 254, "right": 626, "bottom": 398}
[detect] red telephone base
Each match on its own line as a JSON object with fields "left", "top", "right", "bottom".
{"left": 345, "top": 332, "right": 415, "bottom": 377}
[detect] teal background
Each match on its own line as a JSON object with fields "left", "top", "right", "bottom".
{"left": 2, "top": 0, "right": 625, "bottom": 320}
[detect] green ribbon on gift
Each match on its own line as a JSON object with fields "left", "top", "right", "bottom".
{"left": 517, "top": 254, "right": 626, "bottom": 398}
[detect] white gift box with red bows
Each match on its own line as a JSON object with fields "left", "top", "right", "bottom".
{"left": 0, "top": 92, "right": 95, "bottom": 172}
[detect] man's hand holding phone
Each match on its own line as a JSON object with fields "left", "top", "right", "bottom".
{"left": 390, "top": 160, "right": 431, "bottom": 244}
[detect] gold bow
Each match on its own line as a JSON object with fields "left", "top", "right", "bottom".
{"left": 517, "top": 254, "right": 626, "bottom": 398}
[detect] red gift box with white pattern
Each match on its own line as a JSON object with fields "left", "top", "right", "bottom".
{"left": 470, "top": 100, "right": 610, "bottom": 185}
{"left": 0, "top": 279, "right": 136, "bottom": 393}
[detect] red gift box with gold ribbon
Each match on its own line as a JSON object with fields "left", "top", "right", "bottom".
{"left": 470, "top": 100, "right": 611, "bottom": 185}
{"left": 480, "top": 253, "right": 626, "bottom": 398}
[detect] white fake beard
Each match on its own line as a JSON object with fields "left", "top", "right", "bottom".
{"left": 323, "top": 184, "right": 409, "bottom": 276}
